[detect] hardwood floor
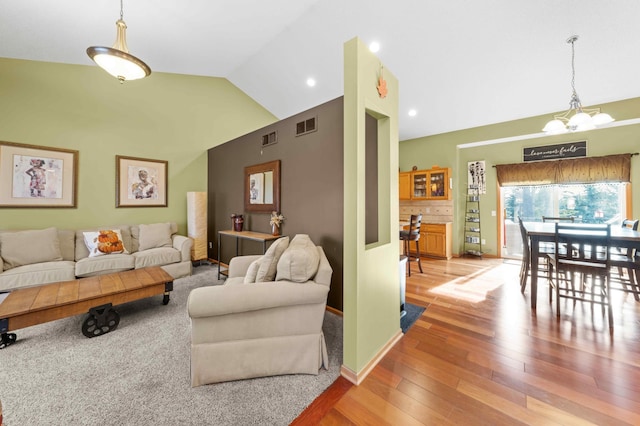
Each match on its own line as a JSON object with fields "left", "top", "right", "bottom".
{"left": 296, "top": 256, "right": 640, "bottom": 425}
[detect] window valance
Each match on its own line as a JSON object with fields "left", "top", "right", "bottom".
{"left": 495, "top": 154, "right": 632, "bottom": 186}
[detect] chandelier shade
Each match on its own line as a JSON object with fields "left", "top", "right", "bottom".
{"left": 542, "top": 35, "right": 613, "bottom": 134}
{"left": 87, "top": 1, "right": 151, "bottom": 83}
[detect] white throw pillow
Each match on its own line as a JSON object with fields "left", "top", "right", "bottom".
{"left": 243, "top": 258, "right": 262, "bottom": 283}
{"left": 276, "top": 234, "right": 320, "bottom": 282}
{"left": 138, "top": 223, "right": 172, "bottom": 251}
{"left": 83, "top": 230, "right": 128, "bottom": 257}
{"left": 255, "top": 237, "right": 290, "bottom": 282}
{"left": 0, "top": 227, "right": 62, "bottom": 269}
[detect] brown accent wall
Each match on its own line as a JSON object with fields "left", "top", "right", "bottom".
{"left": 208, "top": 97, "right": 344, "bottom": 310}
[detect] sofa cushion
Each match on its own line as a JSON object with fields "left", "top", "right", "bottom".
{"left": 138, "top": 223, "right": 173, "bottom": 251}
{"left": 132, "top": 247, "right": 181, "bottom": 269}
{"left": 58, "top": 229, "right": 76, "bottom": 262}
{"left": 75, "top": 254, "right": 135, "bottom": 278}
{"left": 255, "top": 237, "right": 289, "bottom": 282}
{"left": 243, "top": 257, "right": 262, "bottom": 283}
{"left": 131, "top": 222, "right": 177, "bottom": 253}
{"left": 0, "top": 227, "right": 62, "bottom": 270}
{"left": 276, "top": 234, "right": 320, "bottom": 283}
{"left": 0, "top": 261, "right": 76, "bottom": 292}
{"left": 83, "top": 230, "right": 128, "bottom": 257}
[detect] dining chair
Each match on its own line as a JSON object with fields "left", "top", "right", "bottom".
{"left": 609, "top": 219, "right": 640, "bottom": 301}
{"left": 399, "top": 214, "right": 423, "bottom": 276}
{"left": 547, "top": 223, "right": 613, "bottom": 330}
{"left": 540, "top": 216, "right": 576, "bottom": 253}
{"left": 518, "top": 217, "right": 553, "bottom": 294}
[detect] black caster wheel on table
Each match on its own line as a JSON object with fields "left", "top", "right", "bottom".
{"left": 82, "top": 304, "right": 120, "bottom": 338}
{"left": 0, "top": 332, "right": 17, "bottom": 349}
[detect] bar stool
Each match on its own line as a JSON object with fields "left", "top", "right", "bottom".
{"left": 400, "top": 214, "right": 423, "bottom": 276}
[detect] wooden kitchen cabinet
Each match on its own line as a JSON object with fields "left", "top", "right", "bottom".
{"left": 421, "top": 223, "right": 452, "bottom": 259}
{"left": 400, "top": 166, "right": 451, "bottom": 200}
{"left": 399, "top": 172, "right": 411, "bottom": 200}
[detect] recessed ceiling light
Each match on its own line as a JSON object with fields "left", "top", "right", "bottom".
{"left": 408, "top": 109, "right": 417, "bottom": 117}
{"left": 306, "top": 78, "right": 316, "bottom": 87}
{"left": 369, "top": 41, "right": 380, "bottom": 53}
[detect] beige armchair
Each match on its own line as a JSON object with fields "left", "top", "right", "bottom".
{"left": 187, "top": 244, "right": 332, "bottom": 387}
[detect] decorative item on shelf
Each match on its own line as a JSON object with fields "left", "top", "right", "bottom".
{"left": 231, "top": 214, "right": 244, "bottom": 232}
{"left": 86, "top": 0, "right": 151, "bottom": 83}
{"left": 542, "top": 35, "right": 614, "bottom": 135}
{"left": 270, "top": 211, "right": 285, "bottom": 236}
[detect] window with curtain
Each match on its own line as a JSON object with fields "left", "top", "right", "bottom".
{"left": 497, "top": 153, "right": 633, "bottom": 259}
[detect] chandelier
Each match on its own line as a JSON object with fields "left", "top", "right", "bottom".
{"left": 542, "top": 35, "right": 613, "bottom": 135}
{"left": 86, "top": 0, "right": 151, "bottom": 83}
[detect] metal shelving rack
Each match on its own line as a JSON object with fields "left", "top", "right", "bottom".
{"left": 464, "top": 185, "right": 483, "bottom": 258}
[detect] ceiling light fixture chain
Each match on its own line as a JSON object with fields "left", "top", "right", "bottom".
{"left": 542, "top": 34, "right": 613, "bottom": 135}
{"left": 567, "top": 35, "right": 581, "bottom": 112}
{"left": 86, "top": 0, "right": 151, "bottom": 83}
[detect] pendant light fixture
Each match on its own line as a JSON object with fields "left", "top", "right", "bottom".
{"left": 87, "top": 0, "right": 151, "bottom": 83}
{"left": 542, "top": 35, "right": 613, "bottom": 135}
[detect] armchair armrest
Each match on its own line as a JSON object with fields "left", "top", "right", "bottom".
{"left": 228, "top": 255, "right": 262, "bottom": 278}
{"left": 172, "top": 235, "right": 193, "bottom": 262}
{"left": 188, "top": 281, "right": 329, "bottom": 318}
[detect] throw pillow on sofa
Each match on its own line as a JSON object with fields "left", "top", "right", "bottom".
{"left": 138, "top": 223, "right": 173, "bottom": 251}
{"left": 255, "top": 236, "right": 290, "bottom": 282}
{"left": 0, "top": 227, "right": 62, "bottom": 269}
{"left": 243, "top": 257, "right": 263, "bottom": 283}
{"left": 83, "top": 230, "right": 128, "bottom": 257}
{"left": 275, "top": 234, "right": 320, "bottom": 282}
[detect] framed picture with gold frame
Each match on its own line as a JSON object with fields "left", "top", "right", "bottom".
{"left": 116, "top": 155, "right": 168, "bottom": 207}
{"left": 0, "top": 141, "right": 78, "bottom": 208}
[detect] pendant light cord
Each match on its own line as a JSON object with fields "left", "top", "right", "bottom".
{"left": 120, "top": 0, "right": 124, "bottom": 20}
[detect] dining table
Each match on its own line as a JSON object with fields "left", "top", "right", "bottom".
{"left": 523, "top": 221, "right": 640, "bottom": 310}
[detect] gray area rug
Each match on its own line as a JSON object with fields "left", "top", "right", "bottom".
{"left": 0, "top": 264, "right": 343, "bottom": 425}
{"left": 401, "top": 302, "right": 426, "bottom": 333}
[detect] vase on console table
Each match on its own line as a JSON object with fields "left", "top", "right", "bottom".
{"left": 271, "top": 223, "right": 280, "bottom": 236}
{"left": 233, "top": 215, "right": 244, "bottom": 232}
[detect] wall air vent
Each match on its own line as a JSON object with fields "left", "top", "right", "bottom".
{"left": 295, "top": 116, "right": 317, "bottom": 136}
{"left": 261, "top": 131, "right": 277, "bottom": 147}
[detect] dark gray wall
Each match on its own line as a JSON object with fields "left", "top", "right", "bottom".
{"left": 208, "top": 97, "right": 344, "bottom": 310}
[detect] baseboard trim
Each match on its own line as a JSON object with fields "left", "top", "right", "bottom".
{"left": 340, "top": 329, "right": 403, "bottom": 385}
{"left": 326, "top": 305, "right": 343, "bottom": 317}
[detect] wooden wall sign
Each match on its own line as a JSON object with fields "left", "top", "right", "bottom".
{"left": 523, "top": 141, "right": 587, "bottom": 162}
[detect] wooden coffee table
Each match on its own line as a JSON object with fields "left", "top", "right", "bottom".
{"left": 0, "top": 266, "right": 173, "bottom": 348}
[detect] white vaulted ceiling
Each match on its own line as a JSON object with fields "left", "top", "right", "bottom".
{"left": 2, "top": 0, "right": 640, "bottom": 140}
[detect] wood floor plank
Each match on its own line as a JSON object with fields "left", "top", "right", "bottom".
{"left": 306, "top": 257, "right": 640, "bottom": 425}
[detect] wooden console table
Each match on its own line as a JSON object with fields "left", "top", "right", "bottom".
{"left": 217, "top": 230, "right": 282, "bottom": 279}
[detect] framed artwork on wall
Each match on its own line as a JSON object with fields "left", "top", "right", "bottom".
{"left": 116, "top": 155, "right": 168, "bottom": 207}
{"left": 0, "top": 141, "right": 78, "bottom": 208}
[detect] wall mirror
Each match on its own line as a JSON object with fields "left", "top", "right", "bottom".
{"left": 245, "top": 159, "right": 280, "bottom": 213}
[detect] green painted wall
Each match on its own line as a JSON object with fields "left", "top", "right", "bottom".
{"left": 343, "top": 37, "right": 400, "bottom": 377}
{"left": 0, "top": 58, "right": 276, "bottom": 233}
{"left": 400, "top": 97, "right": 640, "bottom": 256}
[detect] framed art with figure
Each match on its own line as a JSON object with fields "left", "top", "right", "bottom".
{"left": 0, "top": 141, "right": 78, "bottom": 208}
{"left": 116, "top": 155, "right": 168, "bottom": 207}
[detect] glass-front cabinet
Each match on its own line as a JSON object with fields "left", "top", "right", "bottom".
{"left": 400, "top": 166, "right": 451, "bottom": 200}
{"left": 427, "top": 167, "right": 449, "bottom": 200}
{"left": 411, "top": 170, "right": 428, "bottom": 199}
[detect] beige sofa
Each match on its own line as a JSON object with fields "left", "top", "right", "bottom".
{"left": 188, "top": 234, "right": 332, "bottom": 386}
{"left": 0, "top": 222, "right": 192, "bottom": 292}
